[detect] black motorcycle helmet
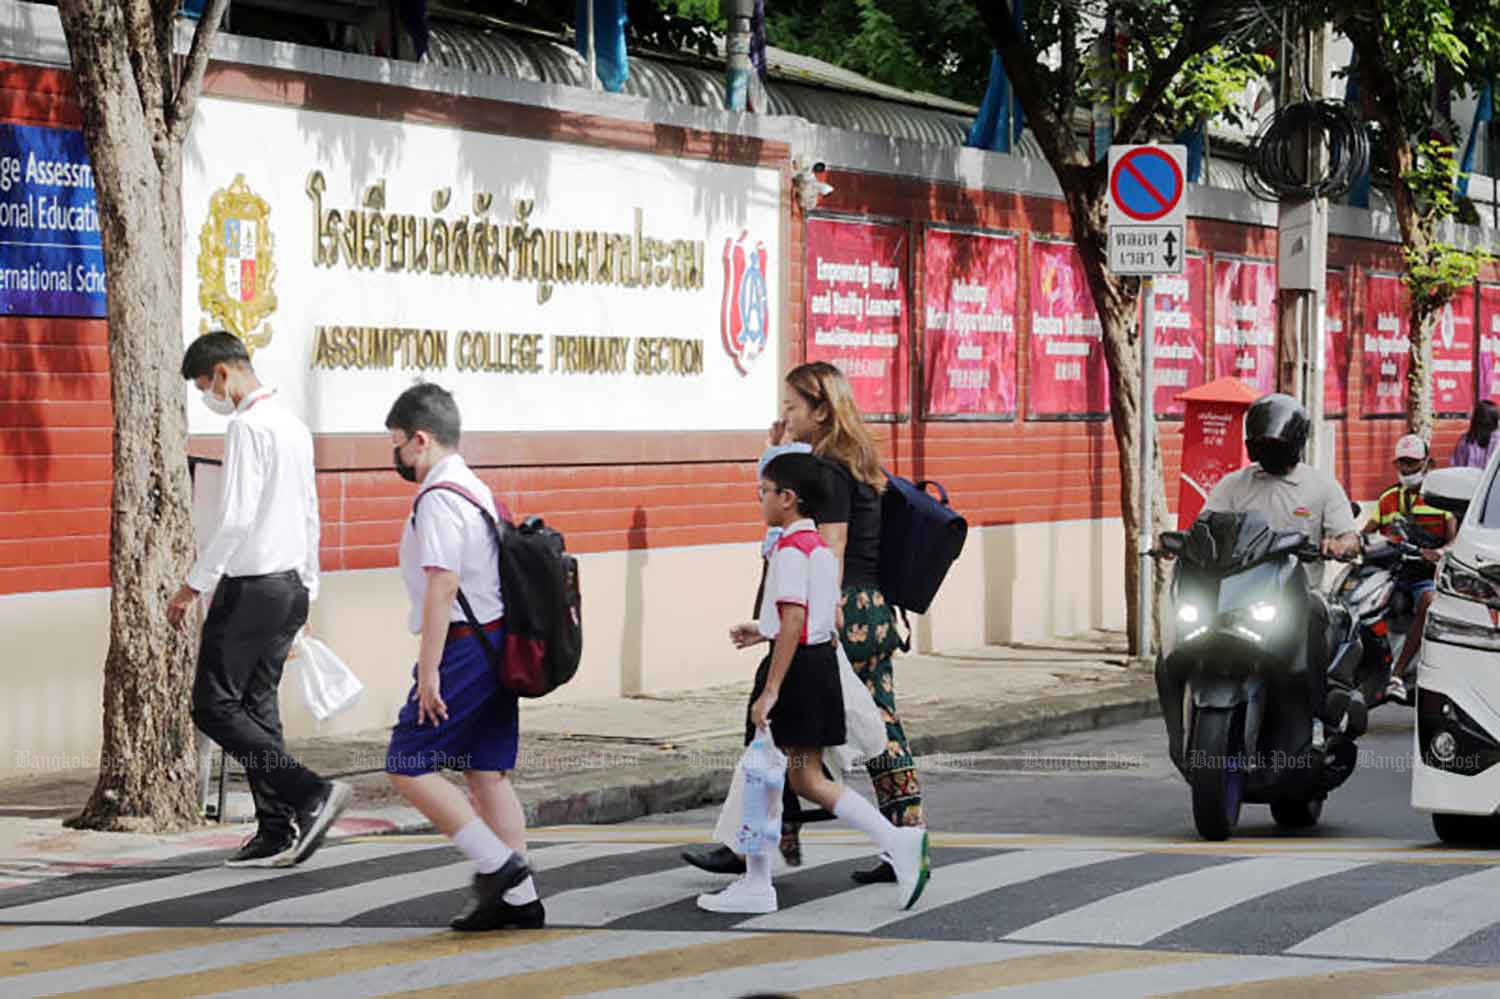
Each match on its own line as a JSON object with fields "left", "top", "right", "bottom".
{"left": 1245, "top": 393, "right": 1310, "bottom": 476}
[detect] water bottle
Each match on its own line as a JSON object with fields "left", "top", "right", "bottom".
{"left": 735, "top": 727, "right": 785, "bottom": 857}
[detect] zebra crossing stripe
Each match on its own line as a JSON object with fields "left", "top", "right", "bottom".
{"left": 0, "top": 927, "right": 144, "bottom": 954}
{"left": 0, "top": 927, "right": 280, "bottom": 978}
{"left": 955, "top": 954, "right": 1378, "bottom": 998}
{"left": 541, "top": 843, "right": 875, "bottom": 927}
{"left": 386, "top": 931, "right": 896, "bottom": 999}
{"left": 1005, "top": 855, "right": 1371, "bottom": 946}
{"left": 224, "top": 842, "right": 662, "bottom": 925}
{"left": 739, "top": 849, "right": 1133, "bottom": 933}
{"left": 0, "top": 927, "right": 432, "bottom": 999}
{"left": 207, "top": 931, "right": 742, "bottom": 999}
{"left": 1157, "top": 962, "right": 1500, "bottom": 999}
{"left": 58, "top": 928, "right": 588, "bottom": 999}
{"left": 773, "top": 946, "right": 1213, "bottom": 999}
{"left": 1287, "top": 864, "right": 1500, "bottom": 961}
{"left": 0, "top": 840, "right": 438, "bottom": 923}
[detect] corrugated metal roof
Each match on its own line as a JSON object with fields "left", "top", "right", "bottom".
{"left": 425, "top": 22, "right": 975, "bottom": 147}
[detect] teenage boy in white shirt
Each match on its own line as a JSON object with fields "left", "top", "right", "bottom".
{"left": 171, "top": 332, "right": 350, "bottom": 867}
{"left": 382, "top": 382, "right": 542, "bottom": 932}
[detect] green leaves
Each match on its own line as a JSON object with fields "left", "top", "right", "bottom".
{"left": 1401, "top": 140, "right": 1495, "bottom": 315}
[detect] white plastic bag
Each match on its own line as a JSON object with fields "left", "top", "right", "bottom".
{"left": 289, "top": 633, "right": 364, "bottom": 722}
{"left": 837, "top": 642, "right": 888, "bottom": 763}
{"left": 733, "top": 726, "right": 787, "bottom": 857}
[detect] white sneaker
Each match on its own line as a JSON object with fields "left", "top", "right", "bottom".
{"left": 888, "top": 827, "right": 931, "bottom": 910}
{"left": 1386, "top": 675, "right": 1409, "bottom": 704}
{"left": 696, "top": 875, "right": 777, "bottom": 914}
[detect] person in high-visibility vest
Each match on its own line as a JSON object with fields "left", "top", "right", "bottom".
{"left": 1361, "top": 434, "right": 1456, "bottom": 702}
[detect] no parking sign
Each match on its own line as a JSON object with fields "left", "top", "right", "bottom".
{"left": 1107, "top": 144, "right": 1187, "bottom": 276}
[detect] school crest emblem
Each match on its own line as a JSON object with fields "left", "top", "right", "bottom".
{"left": 196, "top": 174, "right": 277, "bottom": 354}
{"left": 721, "top": 230, "right": 769, "bottom": 374}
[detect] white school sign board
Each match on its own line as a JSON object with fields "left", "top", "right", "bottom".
{"left": 180, "top": 96, "right": 783, "bottom": 435}
{"left": 1107, "top": 144, "right": 1187, "bottom": 276}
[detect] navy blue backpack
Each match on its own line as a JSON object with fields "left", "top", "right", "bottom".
{"left": 877, "top": 470, "right": 968, "bottom": 636}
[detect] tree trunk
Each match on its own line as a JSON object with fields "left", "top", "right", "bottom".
{"left": 58, "top": 2, "right": 202, "bottom": 832}
{"left": 1062, "top": 188, "right": 1173, "bottom": 656}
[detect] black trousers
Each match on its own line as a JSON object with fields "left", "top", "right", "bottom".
{"left": 191, "top": 571, "right": 324, "bottom": 836}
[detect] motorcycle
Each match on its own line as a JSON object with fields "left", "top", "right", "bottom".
{"left": 1329, "top": 517, "right": 1429, "bottom": 710}
{"left": 1154, "top": 510, "right": 1372, "bottom": 841}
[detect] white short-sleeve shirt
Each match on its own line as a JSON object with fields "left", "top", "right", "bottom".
{"left": 757, "top": 520, "right": 839, "bottom": 645}
{"left": 399, "top": 454, "right": 506, "bottom": 635}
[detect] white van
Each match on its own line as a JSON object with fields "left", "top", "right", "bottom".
{"left": 1409, "top": 462, "right": 1500, "bottom": 843}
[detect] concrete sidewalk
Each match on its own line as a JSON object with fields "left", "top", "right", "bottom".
{"left": 0, "top": 632, "right": 1158, "bottom": 889}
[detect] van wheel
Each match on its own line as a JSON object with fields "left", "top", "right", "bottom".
{"left": 1270, "top": 797, "right": 1324, "bottom": 829}
{"left": 1433, "top": 813, "right": 1500, "bottom": 846}
{"left": 1188, "top": 706, "right": 1244, "bottom": 842}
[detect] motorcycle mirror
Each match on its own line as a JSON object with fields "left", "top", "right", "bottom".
{"left": 1158, "top": 532, "right": 1186, "bottom": 555}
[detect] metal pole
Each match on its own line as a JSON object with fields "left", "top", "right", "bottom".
{"left": 1138, "top": 277, "right": 1156, "bottom": 659}
{"left": 587, "top": 0, "right": 600, "bottom": 91}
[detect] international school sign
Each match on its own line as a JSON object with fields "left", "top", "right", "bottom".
{"left": 181, "top": 96, "right": 783, "bottom": 435}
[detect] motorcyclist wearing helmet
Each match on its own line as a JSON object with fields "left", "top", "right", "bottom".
{"left": 1201, "top": 393, "right": 1361, "bottom": 577}
{"left": 1360, "top": 434, "right": 1456, "bottom": 702}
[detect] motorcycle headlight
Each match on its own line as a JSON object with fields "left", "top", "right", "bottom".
{"left": 1437, "top": 559, "right": 1500, "bottom": 606}
{"left": 1177, "top": 604, "right": 1201, "bottom": 624}
{"left": 1249, "top": 602, "right": 1278, "bottom": 624}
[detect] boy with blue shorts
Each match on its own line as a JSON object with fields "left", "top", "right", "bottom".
{"left": 382, "top": 383, "right": 543, "bottom": 932}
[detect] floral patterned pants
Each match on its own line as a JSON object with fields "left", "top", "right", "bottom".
{"left": 840, "top": 585, "right": 924, "bottom": 827}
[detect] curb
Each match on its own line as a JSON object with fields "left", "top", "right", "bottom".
{"left": 513, "top": 686, "right": 1163, "bottom": 831}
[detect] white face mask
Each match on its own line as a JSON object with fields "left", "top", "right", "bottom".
{"left": 1399, "top": 471, "right": 1425, "bottom": 490}
{"left": 201, "top": 389, "right": 236, "bottom": 416}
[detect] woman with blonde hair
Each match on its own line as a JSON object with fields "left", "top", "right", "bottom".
{"left": 776, "top": 361, "right": 923, "bottom": 882}
{"left": 682, "top": 361, "right": 924, "bottom": 884}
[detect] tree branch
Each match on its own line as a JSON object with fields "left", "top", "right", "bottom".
{"left": 166, "top": 0, "right": 230, "bottom": 146}
{"left": 1113, "top": 3, "right": 1218, "bottom": 145}
{"left": 972, "top": 0, "right": 1087, "bottom": 169}
{"left": 121, "top": 0, "right": 167, "bottom": 143}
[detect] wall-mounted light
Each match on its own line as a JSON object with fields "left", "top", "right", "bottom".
{"left": 792, "top": 157, "right": 834, "bottom": 212}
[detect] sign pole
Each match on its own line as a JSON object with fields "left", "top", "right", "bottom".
{"left": 1139, "top": 277, "right": 1156, "bottom": 659}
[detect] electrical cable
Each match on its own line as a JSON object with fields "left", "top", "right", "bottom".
{"left": 1243, "top": 98, "right": 1371, "bottom": 202}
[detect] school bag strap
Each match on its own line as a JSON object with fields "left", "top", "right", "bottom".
{"left": 410, "top": 482, "right": 513, "bottom": 661}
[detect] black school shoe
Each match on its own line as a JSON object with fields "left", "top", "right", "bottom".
{"left": 680, "top": 845, "right": 746, "bottom": 875}
{"left": 450, "top": 854, "right": 534, "bottom": 931}
{"left": 283, "top": 780, "right": 353, "bottom": 867}
{"left": 224, "top": 830, "right": 297, "bottom": 868}
{"left": 851, "top": 859, "right": 897, "bottom": 884}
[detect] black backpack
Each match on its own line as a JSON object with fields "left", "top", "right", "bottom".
{"left": 877, "top": 470, "right": 968, "bottom": 626}
{"left": 413, "top": 483, "right": 582, "bottom": 698}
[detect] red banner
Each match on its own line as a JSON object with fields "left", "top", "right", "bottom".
{"left": 1212, "top": 257, "right": 1278, "bottom": 394}
{"left": 1481, "top": 284, "right": 1500, "bottom": 402}
{"left": 1324, "top": 270, "right": 1350, "bottom": 415}
{"left": 1149, "top": 253, "right": 1207, "bottom": 416}
{"left": 1028, "top": 240, "right": 1108, "bottom": 417}
{"left": 1433, "top": 287, "right": 1476, "bottom": 415}
{"left": 922, "top": 229, "right": 1019, "bottom": 418}
{"left": 1362, "top": 273, "right": 1410, "bottom": 415}
{"left": 805, "top": 218, "right": 909, "bottom": 417}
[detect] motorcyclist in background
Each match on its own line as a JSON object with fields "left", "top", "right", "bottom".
{"left": 1361, "top": 434, "right": 1456, "bottom": 703}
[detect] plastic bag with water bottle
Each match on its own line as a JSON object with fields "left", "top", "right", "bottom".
{"left": 733, "top": 725, "right": 787, "bottom": 857}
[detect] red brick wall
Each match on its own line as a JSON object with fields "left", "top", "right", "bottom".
{"left": 4, "top": 57, "right": 1498, "bottom": 596}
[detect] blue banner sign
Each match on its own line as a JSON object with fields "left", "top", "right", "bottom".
{"left": 0, "top": 123, "right": 107, "bottom": 317}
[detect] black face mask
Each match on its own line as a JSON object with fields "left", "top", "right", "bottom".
{"left": 393, "top": 444, "right": 419, "bottom": 483}
{"left": 1250, "top": 439, "right": 1299, "bottom": 477}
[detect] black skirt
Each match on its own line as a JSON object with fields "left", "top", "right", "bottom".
{"left": 745, "top": 641, "right": 847, "bottom": 748}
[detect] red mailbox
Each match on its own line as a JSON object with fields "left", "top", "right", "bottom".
{"left": 1177, "top": 377, "right": 1259, "bottom": 529}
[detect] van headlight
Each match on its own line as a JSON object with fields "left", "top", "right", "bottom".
{"left": 1437, "top": 559, "right": 1500, "bottom": 605}
{"left": 1426, "top": 610, "right": 1500, "bottom": 651}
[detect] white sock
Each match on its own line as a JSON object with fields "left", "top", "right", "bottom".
{"left": 452, "top": 818, "right": 513, "bottom": 874}
{"left": 745, "top": 850, "right": 773, "bottom": 890}
{"left": 503, "top": 875, "right": 539, "bottom": 905}
{"left": 833, "top": 789, "right": 898, "bottom": 855}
